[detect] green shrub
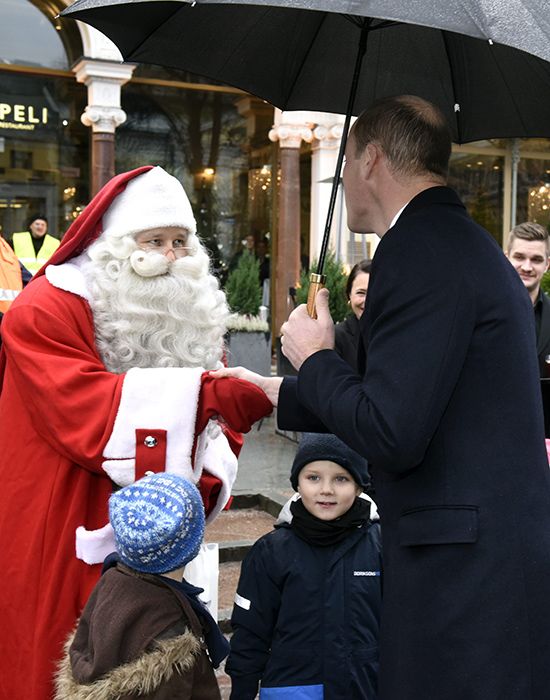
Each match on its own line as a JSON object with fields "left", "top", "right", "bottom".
{"left": 225, "top": 253, "right": 262, "bottom": 316}
{"left": 295, "top": 251, "right": 348, "bottom": 323}
{"left": 542, "top": 270, "right": 550, "bottom": 296}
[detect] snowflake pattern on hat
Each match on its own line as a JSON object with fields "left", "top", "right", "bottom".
{"left": 109, "top": 472, "right": 205, "bottom": 574}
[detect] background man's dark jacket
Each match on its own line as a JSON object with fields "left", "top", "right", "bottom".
{"left": 278, "top": 186, "right": 550, "bottom": 700}
{"left": 536, "top": 290, "right": 550, "bottom": 375}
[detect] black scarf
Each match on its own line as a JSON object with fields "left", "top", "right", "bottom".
{"left": 289, "top": 496, "right": 371, "bottom": 547}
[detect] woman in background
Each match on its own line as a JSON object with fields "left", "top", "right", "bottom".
{"left": 334, "top": 259, "right": 371, "bottom": 371}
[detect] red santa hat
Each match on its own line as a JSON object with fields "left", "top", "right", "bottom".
{"left": 100, "top": 166, "right": 197, "bottom": 243}
{"left": 32, "top": 165, "right": 154, "bottom": 279}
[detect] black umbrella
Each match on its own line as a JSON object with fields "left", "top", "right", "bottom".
{"left": 61, "top": 0, "right": 550, "bottom": 309}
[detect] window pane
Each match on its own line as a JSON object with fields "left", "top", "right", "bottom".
{"left": 449, "top": 149, "right": 504, "bottom": 244}
{"left": 117, "top": 76, "right": 273, "bottom": 281}
{"left": 0, "top": 0, "right": 68, "bottom": 70}
{"left": 0, "top": 72, "right": 89, "bottom": 241}
{"left": 516, "top": 142, "right": 550, "bottom": 228}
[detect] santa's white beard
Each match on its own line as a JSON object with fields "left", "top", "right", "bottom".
{"left": 83, "top": 237, "right": 228, "bottom": 374}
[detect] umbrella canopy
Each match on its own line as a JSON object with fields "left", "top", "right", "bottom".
{"left": 62, "top": 0, "right": 550, "bottom": 144}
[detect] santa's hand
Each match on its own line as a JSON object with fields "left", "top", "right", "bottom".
{"left": 281, "top": 288, "right": 334, "bottom": 371}
{"left": 209, "top": 366, "right": 282, "bottom": 407}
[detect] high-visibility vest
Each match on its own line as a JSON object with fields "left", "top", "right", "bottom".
{"left": 12, "top": 231, "right": 60, "bottom": 275}
{"left": 0, "top": 237, "right": 23, "bottom": 313}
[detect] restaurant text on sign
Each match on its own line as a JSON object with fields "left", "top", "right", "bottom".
{"left": 0, "top": 103, "right": 49, "bottom": 130}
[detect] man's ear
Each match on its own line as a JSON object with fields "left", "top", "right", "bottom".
{"left": 360, "top": 143, "right": 380, "bottom": 180}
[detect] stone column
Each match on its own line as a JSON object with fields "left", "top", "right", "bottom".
{"left": 73, "top": 59, "right": 135, "bottom": 195}
{"left": 310, "top": 116, "right": 346, "bottom": 262}
{"left": 268, "top": 111, "right": 313, "bottom": 338}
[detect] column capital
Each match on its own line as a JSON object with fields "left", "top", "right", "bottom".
{"left": 81, "top": 105, "right": 127, "bottom": 134}
{"left": 73, "top": 58, "right": 135, "bottom": 134}
{"left": 269, "top": 123, "right": 314, "bottom": 148}
{"left": 312, "top": 122, "right": 344, "bottom": 151}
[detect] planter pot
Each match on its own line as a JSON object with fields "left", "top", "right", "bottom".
{"left": 226, "top": 331, "right": 272, "bottom": 376}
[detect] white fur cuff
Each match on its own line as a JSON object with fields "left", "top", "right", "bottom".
{"left": 75, "top": 523, "right": 116, "bottom": 565}
{"left": 102, "top": 366, "right": 203, "bottom": 486}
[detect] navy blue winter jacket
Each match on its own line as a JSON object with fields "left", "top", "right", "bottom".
{"left": 227, "top": 520, "right": 382, "bottom": 699}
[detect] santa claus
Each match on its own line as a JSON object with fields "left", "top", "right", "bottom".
{"left": 0, "top": 166, "right": 272, "bottom": 700}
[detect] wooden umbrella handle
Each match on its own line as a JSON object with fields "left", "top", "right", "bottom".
{"left": 306, "top": 273, "right": 326, "bottom": 319}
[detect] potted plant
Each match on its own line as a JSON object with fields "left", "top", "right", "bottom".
{"left": 224, "top": 252, "right": 271, "bottom": 375}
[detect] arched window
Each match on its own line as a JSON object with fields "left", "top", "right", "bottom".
{"left": 0, "top": 0, "right": 69, "bottom": 70}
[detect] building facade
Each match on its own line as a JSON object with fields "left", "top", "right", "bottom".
{"left": 3, "top": 0, "right": 550, "bottom": 336}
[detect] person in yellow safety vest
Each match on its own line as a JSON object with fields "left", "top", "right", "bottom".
{"left": 10, "top": 215, "right": 60, "bottom": 275}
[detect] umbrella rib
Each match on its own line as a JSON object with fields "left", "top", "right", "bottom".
{"left": 282, "top": 14, "right": 382, "bottom": 107}
{"left": 126, "top": 6, "right": 285, "bottom": 98}
{"left": 280, "top": 11, "right": 331, "bottom": 107}
{"left": 124, "top": 6, "right": 185, "bottom": 60}
{"left": 482, "top": 48, "right": 527, "bottom": 137}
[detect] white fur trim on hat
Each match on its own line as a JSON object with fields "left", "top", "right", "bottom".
{"left": 101, "top": 166, "right": 196, "bottom": 240}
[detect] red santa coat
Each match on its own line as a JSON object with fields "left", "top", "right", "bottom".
{"left": 0, "top": 268, "right": 272, "bottom": 700}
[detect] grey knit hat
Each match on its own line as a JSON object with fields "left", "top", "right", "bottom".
{"left": 109, "top": 473, "right": 205, "bottom": 574}
{"left": 290, "top": 433, "right": 369, "bottom": 490}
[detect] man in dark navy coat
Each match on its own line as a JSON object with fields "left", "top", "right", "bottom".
{"left": 214, "top": 96, "right": 550, "bottom": 699}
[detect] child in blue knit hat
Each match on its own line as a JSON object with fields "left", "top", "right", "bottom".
{"left": 227, "top": 433, "right": 382, "bottom": 699}
{"left": 54, "top": 473, "right": 228, "bottom": 699}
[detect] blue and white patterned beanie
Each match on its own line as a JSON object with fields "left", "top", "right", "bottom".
{"left": 109, "top": 473, "right": 205, "bottom": 574}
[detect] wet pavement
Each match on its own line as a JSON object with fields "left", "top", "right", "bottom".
{"left": 232, "top": 410, "right": 297, "bottom": 506}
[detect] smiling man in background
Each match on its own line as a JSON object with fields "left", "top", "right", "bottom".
{"left": 506, "top": 221, "right": 550, "bottom": 375}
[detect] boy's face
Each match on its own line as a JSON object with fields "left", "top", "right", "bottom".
{"left": 297, "top": 460, "right": 362, "bottom": 521}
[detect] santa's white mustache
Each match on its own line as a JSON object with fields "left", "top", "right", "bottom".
{"left": 129, "top": 247, "right": 208, "bottom": 280}
{"left": 129, "top": 249, "right": 170, "bottom": 277}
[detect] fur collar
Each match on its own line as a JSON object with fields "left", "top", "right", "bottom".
{"left": 45, "top": 253, "right": 91, "bottom": 302}
{"left": 54, "top": 628, "right": 200, "bottom": 700}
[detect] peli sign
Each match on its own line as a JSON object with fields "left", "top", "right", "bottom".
{"left": 0, "top": 101, "right": 49, "bottom": 131}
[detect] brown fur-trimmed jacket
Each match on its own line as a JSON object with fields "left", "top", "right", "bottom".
{"left": 54, "top": 563, "right": 222, "bottom": 700}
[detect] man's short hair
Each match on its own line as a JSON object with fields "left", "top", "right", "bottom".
{"left": 507, "top": 222, "right": 550, "bottom": 256}
{"left": 352, "top": 95, "right": 451, "bottom": 181}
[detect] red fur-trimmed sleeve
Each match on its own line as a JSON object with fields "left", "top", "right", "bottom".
{"left": 195, "top": 373, "right": 273, "bottom": 517}
{"left": 196, "top": 372, "right": 273, "bottom": 444}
